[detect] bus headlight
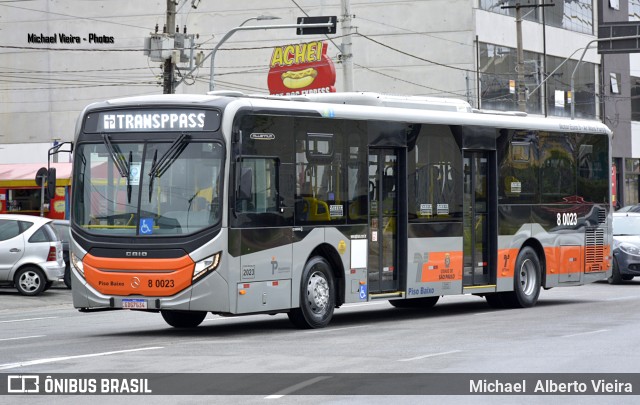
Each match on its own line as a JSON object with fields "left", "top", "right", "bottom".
{"left": 71, "top": 252, "right": 85, "bottom": 278}
{"left": 193, "top": 252, "right": 221, "bottom": 281}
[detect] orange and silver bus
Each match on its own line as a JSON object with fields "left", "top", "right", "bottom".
{"left": 70, "top": 92, "right": 612, "bottom": 328}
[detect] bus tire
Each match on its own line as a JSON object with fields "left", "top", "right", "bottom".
{"left": 161, "top": 310, "right": 207, "bottom": 328}
{"left": 63, "top": 267, "right": 72, "bottom": 289}
{"left": 14, "top": 266, "right": 47, "bottom": 296}
{"left": 389, "top": 296, "right": 439, "bottom": 309}
{"left": 502, "top": 247, "right": 541, "bottom": 308}
{"left": 288, "top": 256, "right": 335, "bottom": 329}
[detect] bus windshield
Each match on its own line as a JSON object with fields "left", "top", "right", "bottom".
{"left": 72, "top": 139, "right": 224, "bottom": 236}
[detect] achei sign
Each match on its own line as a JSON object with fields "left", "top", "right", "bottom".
{"left": 268, "top": 41, "right": 336, "bottom": 96}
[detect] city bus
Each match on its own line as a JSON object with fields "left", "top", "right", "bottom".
{"left": 70, "top": 92, "right": 612, "bottom": 329}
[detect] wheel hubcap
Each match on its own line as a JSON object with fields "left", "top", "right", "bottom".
{"left": 306, "top": 270, "right": 329, "bottom": 314}
{"left": 19, "top": 271, "right": 40, "bottom": 292}
{"left": 519, "top": 259, "right": 536, "bottom": 296}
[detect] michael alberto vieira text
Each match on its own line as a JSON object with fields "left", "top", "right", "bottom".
{"left": 470, "top": 379, "right": 633, "bottom": 393}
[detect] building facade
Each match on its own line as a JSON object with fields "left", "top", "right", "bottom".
{"left": 1, "top": 1, "right": 636, "bottom": 205}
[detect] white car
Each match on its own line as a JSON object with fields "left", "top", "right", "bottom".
{"left": 0, "top": 214, "right": 65, "bottom": 296}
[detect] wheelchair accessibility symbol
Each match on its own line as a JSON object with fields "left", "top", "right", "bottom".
{"left": 359, "top": 284, "right": 367, "bottom": 300}
{"left": 139, "top": 218, "right": 153, "bottom": 235}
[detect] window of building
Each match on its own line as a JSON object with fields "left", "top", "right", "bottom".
{"left": 545, "top": 0, "right": 593, "bottom": 34}
{"left": 630, "top": 1, "right": 640, "bottom": 21}
{"left": 625, "top": 158, "right": 640, "bottom": 206}
{"left": 478, "top": 43, "right": 542, "bottom": 114}
{"left": 479, "top": 1, "right": 538, "bottom": 22}
{"left": 631, "top": 76, "right": 640, "bottom": 121}
{"left": 610, "top": 72, "right": 620, "bottom": 94}
{"left": 545, "top": 54, "right": 596, "bottom": 119}
{"left": 479, "top": 1, "right": 593, "bottom": 35}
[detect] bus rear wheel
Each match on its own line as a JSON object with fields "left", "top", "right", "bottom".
{"left": 161, "top": 310, "right": 207, "bottom": 328}
{"left": 288, "top": 256, "right": 335, "bottom": 329}
{"left": 501, "top": 247, "right": 541, "bottom": 308}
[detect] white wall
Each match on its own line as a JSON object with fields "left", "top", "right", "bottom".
{"left": 0, "top": 0, "right": 597, "bottom": 165}
{"left": 0, "top": 143, "right": 71, "bottom": 164}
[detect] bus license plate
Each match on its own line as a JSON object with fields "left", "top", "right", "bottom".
{"left": 122, "top": 299, "right": 147, "bottom": 309}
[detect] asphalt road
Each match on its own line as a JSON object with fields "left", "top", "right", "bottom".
{"left": 1, "top": 280, "right": 640, "bottom": 404}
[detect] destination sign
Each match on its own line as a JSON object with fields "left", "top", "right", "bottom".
{"left": 84, "top": 109, "right": 220, "bottom": 133}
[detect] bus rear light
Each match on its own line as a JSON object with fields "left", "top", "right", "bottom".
{"left": 193, "top": 251, "right": 222, "bottom": 282}
{"left": 71, "top": 252, "right": 85, "bottom": 278}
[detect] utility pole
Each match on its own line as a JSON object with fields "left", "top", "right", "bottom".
{"left": 515, "top": 5, "right": 525, "bottom": 112}
{"left": 340, "top": 0, "right": 354, "bottom": 92}
{"left": 501, "top": 2, "right": 554, "bottom": 113}
{"left": 163, "top": 0, "right": 176, "bottom": 94}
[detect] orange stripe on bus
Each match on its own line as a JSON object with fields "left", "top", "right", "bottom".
{"left": 420, "top": 252, "right": 463, "bottom": 282}
{"left": 83, "top": 254, "right": 195, "bottom": 297}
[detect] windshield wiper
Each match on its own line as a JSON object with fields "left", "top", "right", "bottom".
{"left": 148, "top": 133, "right": 190, "bottom": 179}
{"left": 148, "top": 149, "right": 158, "bottom": 202}
{"left": 102, "top": 134, "right": 134, "bottom": 203}
{"left": 102, "top": 133, "right": 130, "bottom": 179}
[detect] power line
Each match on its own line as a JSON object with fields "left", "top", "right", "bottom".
{"left": 0, "top": 3, "right": 154, "bottom": 30}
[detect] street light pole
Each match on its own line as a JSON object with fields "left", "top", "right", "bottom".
{"left": 570, "top": 35, "right": 640, "bottom": 119}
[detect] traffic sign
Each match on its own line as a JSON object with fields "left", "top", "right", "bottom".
{"left": 35, "top": 167, "right": 48, "bottom": 186}
{"left": 598, "top": 22, "right": 640, "bottom": 54}
{"left": 296, "top": 16, "right": 337, "bottom": 35}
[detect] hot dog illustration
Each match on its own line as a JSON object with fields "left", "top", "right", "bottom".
{"left": 268, "top": 41, "right": 336, "bottom": 95}
{"left": 281, "top": 68, "right": 318, "bottom": 89}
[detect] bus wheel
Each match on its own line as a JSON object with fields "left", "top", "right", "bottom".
{"left": 288, "top": 256, "right": 335, "bottom": 329}
{"left": 502, "top": 247, "right": 541, "bottom": 308}
{"left": 14, "top": 266, "right": 47, "bottom": 296}
{"left": 161, "top": 310, "right": 207, "bottom": 328}
{"left": 389, "top": 296, "right": 439, "bottom": 309}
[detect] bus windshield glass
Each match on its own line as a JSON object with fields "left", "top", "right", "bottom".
{"left": 72, "top": 139, "right": 224, "bottom": 236}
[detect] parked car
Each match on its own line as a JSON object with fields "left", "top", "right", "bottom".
{"left": 51, "top": 219, "right": 71, "bottom": 289}
{"left": 610, "top": 212, "right": 640, "bottom": 284}
{"left": 616, "top": 204, "right": 640, "bottom": 213}
{"left": 0, "top": 214, "right": 65, "bottom": 295}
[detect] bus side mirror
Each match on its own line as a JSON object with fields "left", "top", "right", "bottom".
{"left": 47, "top": 168, "right": 57, "bottom": 201}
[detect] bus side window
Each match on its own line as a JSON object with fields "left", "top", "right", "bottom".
{"left": 238, "top": 166, "right": 253, "bottom": 211}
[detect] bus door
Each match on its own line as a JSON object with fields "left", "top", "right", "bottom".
{"left": 368, "top": 148, "right": 400, "bottom": 293}
{"left": 463, "top": 151, "right": 495, "bottom": 287}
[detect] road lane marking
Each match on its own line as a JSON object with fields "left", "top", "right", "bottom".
{"left": 0, "top": 346, "right": 164, "bottom": 370}
{"left": 398, "top": 350, "right": 462, "bottom": 362}
{"left": 0, "top": 317, "right": 58, "bottom": 323}
{"left": 0, "top": 335, "right": 45, "bottom": 342}
{"left": 342, "top": 302, "right": 389, "bottom": 308}
{"left": 265, "top": 376, "right": 331, "bottom": 399}
{"left": 605, "top": 296, "right": 640, "bottom": 301}
{"left": 561, "top": 329, "right": 609, "bottom": 338}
